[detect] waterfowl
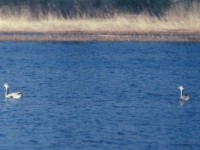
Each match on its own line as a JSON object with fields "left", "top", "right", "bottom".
{"left": 178, "top": 85, "right": 190, "bottom": 101}
{"left": 4, "top": 83, "right": 22, "bottom": 100}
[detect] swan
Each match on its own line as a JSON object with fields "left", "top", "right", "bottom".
{"left": 4, "top": 83, "right": 22, "bottom": 100}
{"left": 178, "top": 85, "right": 190, "bottom": 101}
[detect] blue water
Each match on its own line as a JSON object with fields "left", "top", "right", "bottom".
{"left": 0, "top": 42, "right": 200, "bottom": 150}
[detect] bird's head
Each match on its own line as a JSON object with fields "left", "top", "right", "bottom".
{"left": 178, "top": 85, "right": 184, "bottom": 91}
{"left": 4, "top": 83, "right": 9, "bottom": 89}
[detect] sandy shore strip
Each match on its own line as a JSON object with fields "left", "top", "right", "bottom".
{"left": 0, "top": 31, "right": 200, "bottom": 42}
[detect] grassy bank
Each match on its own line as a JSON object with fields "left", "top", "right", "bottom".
{"left": 0, "top": 2, "right": 200, "bottom": 42}
{"left": 0, "top": 2, "right": 199, "bottom": 33}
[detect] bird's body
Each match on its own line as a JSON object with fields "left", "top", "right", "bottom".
{"left": 178, "top": 85, "right": 190, "bottom": 101}
{"left": 4, "top": 83, "right": 22, "bottom": 100}
{"left": 5, "top": 92, "right": 22, "bottom": 99}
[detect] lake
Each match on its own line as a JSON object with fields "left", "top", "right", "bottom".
{"left": 0, "top": 42, "right": 199, "bottom": 150}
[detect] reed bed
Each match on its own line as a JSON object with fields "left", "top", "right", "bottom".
{"left": 0, "top": 3, "right": 199, "bottom": 33}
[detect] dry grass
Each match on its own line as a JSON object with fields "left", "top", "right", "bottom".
{"left": 0, "top": 3, "right": 200, "bottom": 33}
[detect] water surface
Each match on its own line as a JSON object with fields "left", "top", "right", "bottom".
{"left": 0, "top": 42, "right": 199, "bottom": 150}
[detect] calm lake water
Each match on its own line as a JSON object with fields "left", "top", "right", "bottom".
{"left": 0, "top": 42, "right": 199, "bottom": 150}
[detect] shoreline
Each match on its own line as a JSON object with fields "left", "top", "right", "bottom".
{"left": 0, "top": 31, "right": 200, "bottom": 42}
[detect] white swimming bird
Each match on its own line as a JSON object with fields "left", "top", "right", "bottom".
{"left": 4, "top": 83, "right": 22, "bottom": 100}
{"left": 178, "top": 85, "right": 190, "bottom": 101}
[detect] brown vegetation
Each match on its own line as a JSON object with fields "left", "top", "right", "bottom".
{"left": 0, "top": 2, "right": 200, "bottom": 42}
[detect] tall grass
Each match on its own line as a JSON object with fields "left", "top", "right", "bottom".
{"left": 0, "top": 2, "right": 199, "bottom": 33}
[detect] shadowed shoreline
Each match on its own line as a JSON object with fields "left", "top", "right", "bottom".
{"left": 0, "top": 31, "right": 200, "bottom": 42}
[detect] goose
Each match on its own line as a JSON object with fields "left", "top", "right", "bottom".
{"left": 178, "top": 85, "right": 190, "bottom": 101}
{"left": 4, "top": 83, "right": 22, "bottom": 100}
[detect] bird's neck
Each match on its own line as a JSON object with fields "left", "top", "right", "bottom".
{"left": 5, "top": 88, "right": 8, "bottom": 96}
{"left": 180, "top": 89, "right": 183, "bottom": 97}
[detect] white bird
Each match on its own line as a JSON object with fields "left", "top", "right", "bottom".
{"left": 178, "top": 85, "right": 190, "bottom": 101}
{"left": 4, "top": 83, "right": 22, "bottom": 100}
